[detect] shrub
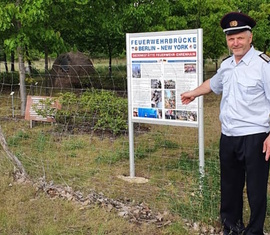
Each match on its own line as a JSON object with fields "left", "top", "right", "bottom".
{"left": 34, "top": 89, "right": 128, "bottom": 135}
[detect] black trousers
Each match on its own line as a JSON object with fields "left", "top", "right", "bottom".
{"left": 220, "top": 133, "right": 270, "bottom": 235}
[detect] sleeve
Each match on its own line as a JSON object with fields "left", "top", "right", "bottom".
{"left": 262, "top": 62, "right": 270, "bottom": 102}
{"left": 210, "top": 68, "right": 223, "bottom": 95}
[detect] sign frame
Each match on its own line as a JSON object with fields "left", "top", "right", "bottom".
{"left": 126, "top": 29, "right": 204, "bottom": 178}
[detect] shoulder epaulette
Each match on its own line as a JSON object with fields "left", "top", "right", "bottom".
{"left": 259, "top": 53, "right": 270, "bottom": 63}
{"left": 222, "top": 55, "right": 232, "bottom": 62}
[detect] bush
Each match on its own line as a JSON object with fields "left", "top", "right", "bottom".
{"left": 35, "top": 89, "right": 128, "bottom": 135}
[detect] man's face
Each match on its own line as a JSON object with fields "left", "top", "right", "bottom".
{"left": 226, "top": 31, "right": 253, "bottom": 61}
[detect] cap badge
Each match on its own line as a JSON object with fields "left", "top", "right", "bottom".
{"left": 230, "top": 20, "right": 238, "bottom": 27}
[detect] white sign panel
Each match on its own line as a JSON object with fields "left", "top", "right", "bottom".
{"left": 126, "top": 29, "right": 203, "bottom": 128}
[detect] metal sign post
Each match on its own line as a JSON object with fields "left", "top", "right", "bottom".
{"left": 10, "top": 91, "right": 15, "bottom": 118}
{"left": 126, "top": 29, "right": 204, "bottom": 179}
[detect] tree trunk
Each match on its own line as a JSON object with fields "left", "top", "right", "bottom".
{"left": 25, "top": 46, "right": 32, "bottom": 74}
{"left": 109, "top": 55, "right": 112, "bottom": 78}
{"left": 45, "top": 45, "right": 49, "bottom": 72}
{"left": 11, "top": 51, "right": 15, "bottom": 72}
{"left": 17, "top": 46, "right": 27, "bottom": 116}
{"left": 44, "top": 45, "right": 49, "bottom": 95}
{"left": 3, "top": 53, "right": 8, "bottom": 72}
{"left": 108, "top": 44, "right": 112, "bottom": 78}
{"left": 0, "top": 125, "right": 28, "bottom": 178}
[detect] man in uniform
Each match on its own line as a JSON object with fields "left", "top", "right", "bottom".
{"left": 181, "top": 12, "right": 270, "bottom": 235}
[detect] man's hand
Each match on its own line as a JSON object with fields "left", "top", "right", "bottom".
{"left": 180, "top": 79, "right": 212, "bottom": 105}
{"left": 181, "top": 91, "right": 196, "bottom": 105}
{"left": 263, "top": 135, "right": 270, "bottom": 161}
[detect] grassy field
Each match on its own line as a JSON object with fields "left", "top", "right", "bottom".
{"left": 0, "top": 60, "right": 270, "bottom": 234}
{"left": 0, "top": 92, "right": 215, "bottom": 235}
{"left": 0, "top": 171, "right": 173, "bottom": 235}
{"left": 0, "top": 125, "right": 199, "bottom": 234}
{"left": 0, "top": 91, "right": 220, "bottom": 235}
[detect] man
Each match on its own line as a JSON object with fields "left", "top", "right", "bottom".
{"left": 181, "top": 12, "right": 270, "bottom": 235}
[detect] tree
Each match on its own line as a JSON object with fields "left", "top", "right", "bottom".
{"left": 76, "top": 0, "right": 128, "bottom": 77}
{"left": 249, "top": 3, "right": 270, "bottom": 53}
{"left": 199, "top": 0, "right": 234, "bottom": 69}
{"left": 0, "top": 0, "right": 270, "bottom": 90}
{"left": 165, "top": 0, "right": 189, "bottom": 30}
{"left": 0, "top": 0, "right": 28, "bottom": 115}
{"left": 0, "top": 0, "right": 68, "bottom": 115}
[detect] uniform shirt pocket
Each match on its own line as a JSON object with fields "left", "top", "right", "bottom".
{"left": 237, "top": 77, "right": 259, "bottom": 102}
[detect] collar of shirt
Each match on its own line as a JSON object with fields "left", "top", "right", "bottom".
{"left": 231, "top": 46, "right": 255, "bottom": 66}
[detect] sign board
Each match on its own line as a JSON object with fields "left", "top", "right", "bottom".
{"left": 126, "top": 29, "right": 203, "bottom": 128}
{"left": 25, "top": 96, "right": 61, "bottom": 123}
{"left": 126, "top": 29, "right": 204, "bottom": 178}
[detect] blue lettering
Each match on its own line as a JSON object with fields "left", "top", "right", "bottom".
{"left": 139, "top": 46, "right": 156, "bottom": 51}
{"left": 174, "top": 45, "right": 188, "bottom": 50}
{"left": 161, "top": 45, "right": 172, "bottom": 50}
{"left": 131, "top": 36, "right": 197, "bottom": 46}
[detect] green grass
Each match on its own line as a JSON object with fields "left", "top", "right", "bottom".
{"left": 0, "top": 173, "right": 166, "bottom": 235}
{"left": 1, "top": 62, "right": 270, "bottom": 234}
{"left": 0, "top": 115, "right": 212, "bottom": 234}
{"left": 0, "top": 117, "right": 253, "bottom": 233}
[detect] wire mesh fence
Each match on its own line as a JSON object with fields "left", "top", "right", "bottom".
{"left": 0, "top": 59, "right": 269, "bottom": 234}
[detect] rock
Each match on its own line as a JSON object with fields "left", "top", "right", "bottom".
{"left": 51, "top": 51, "right": 96, "bottom": 88}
